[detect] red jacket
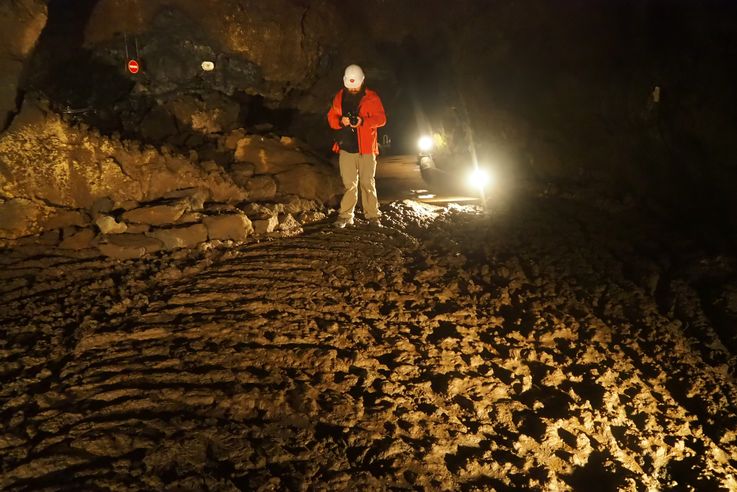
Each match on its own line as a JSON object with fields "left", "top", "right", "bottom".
{"left": 327, "top": 88, "right": 386, "bottom": 155}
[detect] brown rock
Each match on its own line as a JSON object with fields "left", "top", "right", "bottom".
{"left": 244, "top": 175, "right": 277, "bottom": 201}
{"left": 0, "top": 87, "right": 255, "bottom": 232}
{"left": 234, "top": 136, "right": 320, "bottom": 174}
{"left": 163, "top": 187, "right": 210, "bottom": 211}
{"left": 98, "top": 243, "right": 145, "bottom": 259}
{"left": 59, "top": 228, "right": 96, "bottom": 250}
{"left": 122, "top": 203, "right": 187, "bottom": 225}
{"left": 13, "top": 228, "right": 59, "bottom": 247}
{"left": 95, "top": 215, "right": 128, "bottom": 234}
{"left": 277, "top": 214, "right": 302, "bottom": 234}
{"left": 201, "top": 161, "right": 220, "bottom": 173}
{"left": 99, "top": 233, "right": 163, "bottom": 259}
{"left": 115, "top": 200, "right": 140, "bottom": 211}
{"left": 276, "top": 164, "right": 342, "bottom": 203}
{"left": 297, "top": 210, "right": 327, "bottom": 224}
{"left": 91, "top": 197, "right": 114, "bottom": 215}
{"left": 125, "top": 224, "right": 150, "bottom": 234}
{"left": 0, "top": 101, "right": 143, "bottom": 210}
{"left": 205, "top": 203, "right": 239, "bottom": 214}
{"left": 106, "top": 233, "right": 162, "bottom": 249}
{"left": 148, "top": 224, "right": 208, "bottom": 250}
{"left": 0, "top": 99, "right": 246, "bottom": 238}
{"left": 240, "top": 202, "right": 283, "bottom": 219}
{"left": 43, "top": 210, "right": 90, "bottom": 230}
{"left": 229, "top": 162, "right": 255, "bottom": 187}
{"left": 37, "top": 229, "right": 61, "bottom": 246}
{"left": 0, "top": 198, "right": 49, "bottom": 238}
{"left": 162, "top": 95, "right": 202, "bottom": 132}
{"left": 0, "top": 0, "right": 47, "bottom": 64}
{"left": 252, "top": 215, "right": 279, "bottom": 235}
{"left": 177, "top": 212, "right": 204, "bottom": 224}
{"left": 282, "top": 196, "right": 318, "bottom": 214}
{"left": 0, "top": 0, "right": 47, "bottom": 127}
{"left": 224, "top": 129, "right": 246, "bottom": 150}
{"left": 203, "top": 214, "right": 253, "bottom": 241}
{"left": 164, "top": 93, "right": 239, "bottom": 135}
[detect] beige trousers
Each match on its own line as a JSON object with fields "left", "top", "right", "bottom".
{"left": 338, "top": 150, "right": 380, "bottom": 220}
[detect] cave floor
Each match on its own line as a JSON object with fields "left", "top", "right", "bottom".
{"left": 1, "top": 192, "right": 737, "bottom": 491}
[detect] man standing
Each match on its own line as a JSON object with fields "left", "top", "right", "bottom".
{"left": 327, "top": 64, "right": 386, "bottom": 228}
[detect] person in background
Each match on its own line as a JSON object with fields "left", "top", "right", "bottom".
{"left": 327, "top": 64, "right": 387, "bottom": 228}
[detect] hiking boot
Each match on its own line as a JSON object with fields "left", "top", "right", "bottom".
{"left": 333, "top": 216, "right": 354, "bottom": 228}
{"left": 368, "top": 217, "right": 383, "bottom": 228}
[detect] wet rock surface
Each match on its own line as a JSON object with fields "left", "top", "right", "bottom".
{"left": 1, "top": 196, "right": 736, "bottom": 490}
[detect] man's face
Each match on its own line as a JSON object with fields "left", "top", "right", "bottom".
{"left": 347, "top": 87, "right": 361, "bottom": 94}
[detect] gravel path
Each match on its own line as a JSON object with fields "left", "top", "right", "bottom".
{"left": 2, "top": 197, "right": 736, "bottom": 491}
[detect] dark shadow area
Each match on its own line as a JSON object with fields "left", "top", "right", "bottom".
{"left": 242, "top": 94, "right": 296, "bottom": 132}
{"left": 22, "top": 0, "right": 133, "bottom": 113}
{"left": 376, "top": 36, "right": 454, "bottom": 155}
{"left": 563, "top": 450, "right": 633, "bottom": 491}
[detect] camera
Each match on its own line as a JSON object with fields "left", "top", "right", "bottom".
{"left": 346, "top": 112, "right": 359, "bottom": 126}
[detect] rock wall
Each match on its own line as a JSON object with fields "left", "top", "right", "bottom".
{"left": 0, "top": 98, "right": 341, "bottom": 248}
{"left": 0, "top": 0, "right": 47, "bottom": 129}
{"left": 83, "top": 0, "right": 349, "bottom": 110}
{"left": 17, "top": 0, "right": 395, "bottom": 155}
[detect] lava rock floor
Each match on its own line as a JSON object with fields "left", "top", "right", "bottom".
{"left": 1, "top": 196, "right": 736, "bottom": 491}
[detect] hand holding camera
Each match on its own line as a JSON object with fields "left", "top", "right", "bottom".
{"left": 343, "top": 112, "right": 362, "bottom": 128}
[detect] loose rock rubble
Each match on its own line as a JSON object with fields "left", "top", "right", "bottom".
{"left": 1, "top": 196, "right": 736, "bottom": 490}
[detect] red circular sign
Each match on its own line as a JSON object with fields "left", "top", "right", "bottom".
{"left": 127, "top": 59, "right": 139, "bottom": 74}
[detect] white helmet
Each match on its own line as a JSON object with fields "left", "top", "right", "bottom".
{"left": 343, "top": 64, "right": 365, "bottom": 89}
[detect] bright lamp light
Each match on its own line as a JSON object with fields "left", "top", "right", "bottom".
{"left": 467, "top": 168, "right": 494, "bottom": 189}
{"left": 418, "top": 135, "right": 434, "bottom": 152}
